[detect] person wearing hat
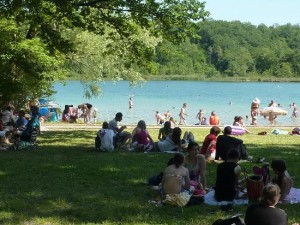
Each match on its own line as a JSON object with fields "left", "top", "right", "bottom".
{"left": 251, "top": 98, "right": 260, "bottom": 125}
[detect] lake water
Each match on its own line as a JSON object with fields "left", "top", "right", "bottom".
{"left": 52, "top": 81, "right": 299, "bottom": 126}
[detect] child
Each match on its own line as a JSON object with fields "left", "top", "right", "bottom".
{"left": 98, "top": 122, "right": 114, "bottom": 152}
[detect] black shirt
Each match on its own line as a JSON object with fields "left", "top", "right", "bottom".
{"left": 215, "top": 135, "right": 243, "bottom": 160}
{"left": 245, "top": 204, "right": 288, "bottom": 225}
{"left": 214, "top": 161, "right": 238, "bottom": 201}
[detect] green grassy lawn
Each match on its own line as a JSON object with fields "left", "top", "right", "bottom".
{"left": 0, "top": 127, "right": 299, "bottom": 225}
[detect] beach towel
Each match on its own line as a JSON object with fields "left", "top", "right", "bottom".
{"left": 282, "top": 187, "right": 300, "bottom": 204}
{"left": 163, "top": 192, "right": 191, "bottom": 207}
{"left": 204, "top": 190, "right": 248, "bottom": 206}
{"left": 271, "top": 129, "right": 288, "bottom": 135}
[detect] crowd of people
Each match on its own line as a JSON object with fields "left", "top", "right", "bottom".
{"left": 1, "top": 100, "right": 299, "bottom": 224}
{"left": 0, "top": 104, "right": 41, "bottom": 150}
{"left": 154, "top": 100, "right": 298, "bottom": 127}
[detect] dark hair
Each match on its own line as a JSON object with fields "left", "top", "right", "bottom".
{"left": 210, "top": 126, "right": 221, "bottom": 135}
{"left": 115, "top": 112, "right": 123, "bottom": 119}
{"left": 19, "top": 110, "right": 25, "bottom": 117}
{"left": 163, "top": 121, "right": 171, "bottom": 129}
{"left": 224, "top": 126, "right": 232, "bottom": 135}
{"left": 102, "top": 121, "right": 108, "bottom": 129}
{"left": 173, "top": 152, "right": 184, "bottom": 168}
{"left": 187, "top": 141, "right": 199, "bottom": 152}
{"left": 137, "top": 120, "right": 146, "bottom": 130}
{"left": 271, "top": 159, "right": 287, "bottom": 174}
{"left": 260, "top": 183, "right": 281, "bottom": 206}
{"left": 234, "top": 116, "right": 239, "bottom": 122}
{"left": 172, "top": 127, "right": 182, "bottom": 145}
{"left": 227, "top": 148, "right": 240, "bottom": 160}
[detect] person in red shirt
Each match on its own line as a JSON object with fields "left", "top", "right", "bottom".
{"left": 200, "top": 126, "right": 221, "bottom": 159}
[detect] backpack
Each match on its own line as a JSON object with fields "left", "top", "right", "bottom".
{"left": 212, "top": 215, "right": 245, "bottom": 225}
{"left": 148, "top": 172, "right": 163, "bottom": 186}
{"left": 95, "top": 135, "right": 101, "bottom": 150}
{"left": 252, "top": 163, "right": 270, "bottom": 185}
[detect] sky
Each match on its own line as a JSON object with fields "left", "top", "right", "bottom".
{"left": 204, "top": 0, "right": 300, "bottom": 26}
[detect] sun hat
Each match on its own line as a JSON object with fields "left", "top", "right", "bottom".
{"left": 253, "top": 98, "right": 260, "bottom": 104}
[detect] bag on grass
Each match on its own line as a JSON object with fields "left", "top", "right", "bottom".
{"left": 212, "top": 215, "right": 245, "bottom": 225}
{"left": 148, "top": 172, "right": 163, "bottom": 186}
{"left": 252, "top": 163, "right": 270, "bottom": 185}
{"left": 95, "top": 135, "right": 101, "bottom": 150}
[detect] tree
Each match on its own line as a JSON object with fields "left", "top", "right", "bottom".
{"left": 0, "top": 0, "right": 209, "bottom": 107}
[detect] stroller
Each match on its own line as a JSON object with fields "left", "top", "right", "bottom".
{"left": 12, "top": 115, "right": 40, "bottom": 150}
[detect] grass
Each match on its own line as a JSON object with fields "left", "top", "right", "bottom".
{"left": 0, "top": 127, "right": 299, "bottom": 225}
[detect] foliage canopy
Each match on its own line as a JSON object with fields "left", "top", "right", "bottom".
{"left": 0, "top": 0, "right": 209, "bottom": 108}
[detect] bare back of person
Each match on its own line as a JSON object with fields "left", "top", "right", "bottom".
{"left": 162, "top": 165, "right": 189, "bottom": 195}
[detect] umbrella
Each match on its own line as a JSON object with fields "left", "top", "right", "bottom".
{"left": 260, "top": 107, "right": 288, "bottom": 116}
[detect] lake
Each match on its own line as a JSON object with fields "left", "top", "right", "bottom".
{"left": 52, "top": 81, "right": 299, "bottom": 126}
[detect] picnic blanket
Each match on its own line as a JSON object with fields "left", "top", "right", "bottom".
{"left": 204, "top": 190, "right": 248, "bottom": 206}
{"left": 282, "top": 187, "right": 300, "bottom": 204}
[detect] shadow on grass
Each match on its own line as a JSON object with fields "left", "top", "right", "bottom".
{"left": 0, "top": 130, "right": 299, "bottom": 224}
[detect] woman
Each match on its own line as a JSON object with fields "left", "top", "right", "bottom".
{"left": 154, "top": 127, "right": 182, "bottom": 152}
{"left": 271, "top": 159, "right": 293, "bottom": 201}
{"left": 158, "top": 121, "right": 173, "bottom": 141}
{"left": 162, "top": 153, "right": 191, "bottom": 206}
{"left": 131, "top": 120, "right": 153, "bottom": 151}
{"left": 184, "top": 142, "right": 206, "bottom": 189}
{"left": 245, "top": 183, "right": 288, "bottom": 225}
{"left": 162, "top": 153, "right": 190, "bottom": 194}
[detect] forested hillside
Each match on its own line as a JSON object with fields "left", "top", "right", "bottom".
{"left": 145, "top": 20, "right": 300, "bottom": 80}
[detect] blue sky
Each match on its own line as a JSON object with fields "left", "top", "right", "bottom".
{"left": 204, "top": 0, "right": 300, "bottom": 26}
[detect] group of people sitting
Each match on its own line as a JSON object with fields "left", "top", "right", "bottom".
{"left": 0, "top": 105, "right": 41, "bottom": 150}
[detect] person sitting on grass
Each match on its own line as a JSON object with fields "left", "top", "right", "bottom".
{"left": 184, "top": 142, "right": 206, "bottom": 190}
{"left": 152, "top": 127, "right": 182, "bottom": 152}
{"left": 200, "top": 126, "right": 221, "bottom": 159}
{"left": 98, "top": 121, "right": 115, "bottom": 152}
{"left": 271, "top": 159, "right": 293, "bottom": 202}
{"left": 108, "top": 112, "right": 131, "bottom": 149}
{"left": 215, "top": 126, "right": 250, "bottom": 161}
{"left": 161, "top": 152, "right": 191, "bottom": 206}
{"left": 158, "top": 121, "right": 173, "bottom": 141}
{"left": 131, "top": 120, "right": 154, "bottom": 152}
{"left": 214, "top": 148, "right": 242, "bottom": 202}
{"left": 16, "top": 110, "right": 28, "bottom": 132}
{"left": 245, "top": 183, "right": 289, "bottom": 225}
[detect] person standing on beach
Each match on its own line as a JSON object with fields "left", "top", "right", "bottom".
{"left": 291, "top": 102, "right": 298, "bottom": 118}
{"left": 179, "top": 103, "right": 188, "bottom": 125}
{"left": 195, "top": 109, "right": 204, "bottom": 125}
{"left": 129, "top": 97, "right": 133, "bottom": 109}
{"left": 251, "top": 98, "right": 260, "bottom": 125}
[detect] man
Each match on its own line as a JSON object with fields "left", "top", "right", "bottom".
{"left": 108, "top": 112, "right": 131, "bottom": 148}
{"left": 179, "top": 103, "right": 188, "bottom": 125}
{"left": 215, "top": 126, "right": 249, "bottom": 161}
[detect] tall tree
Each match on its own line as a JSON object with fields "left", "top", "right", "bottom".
{"left": 0, "top": 0, "right": 209, "bottom": 107}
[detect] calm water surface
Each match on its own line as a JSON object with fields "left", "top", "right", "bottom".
{"left": 52, "top": 81, "right": 300, "bottom": 126}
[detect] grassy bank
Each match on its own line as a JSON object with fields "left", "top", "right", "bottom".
{"left": 0, "top": 127, "right": 299, "bottom": 225}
